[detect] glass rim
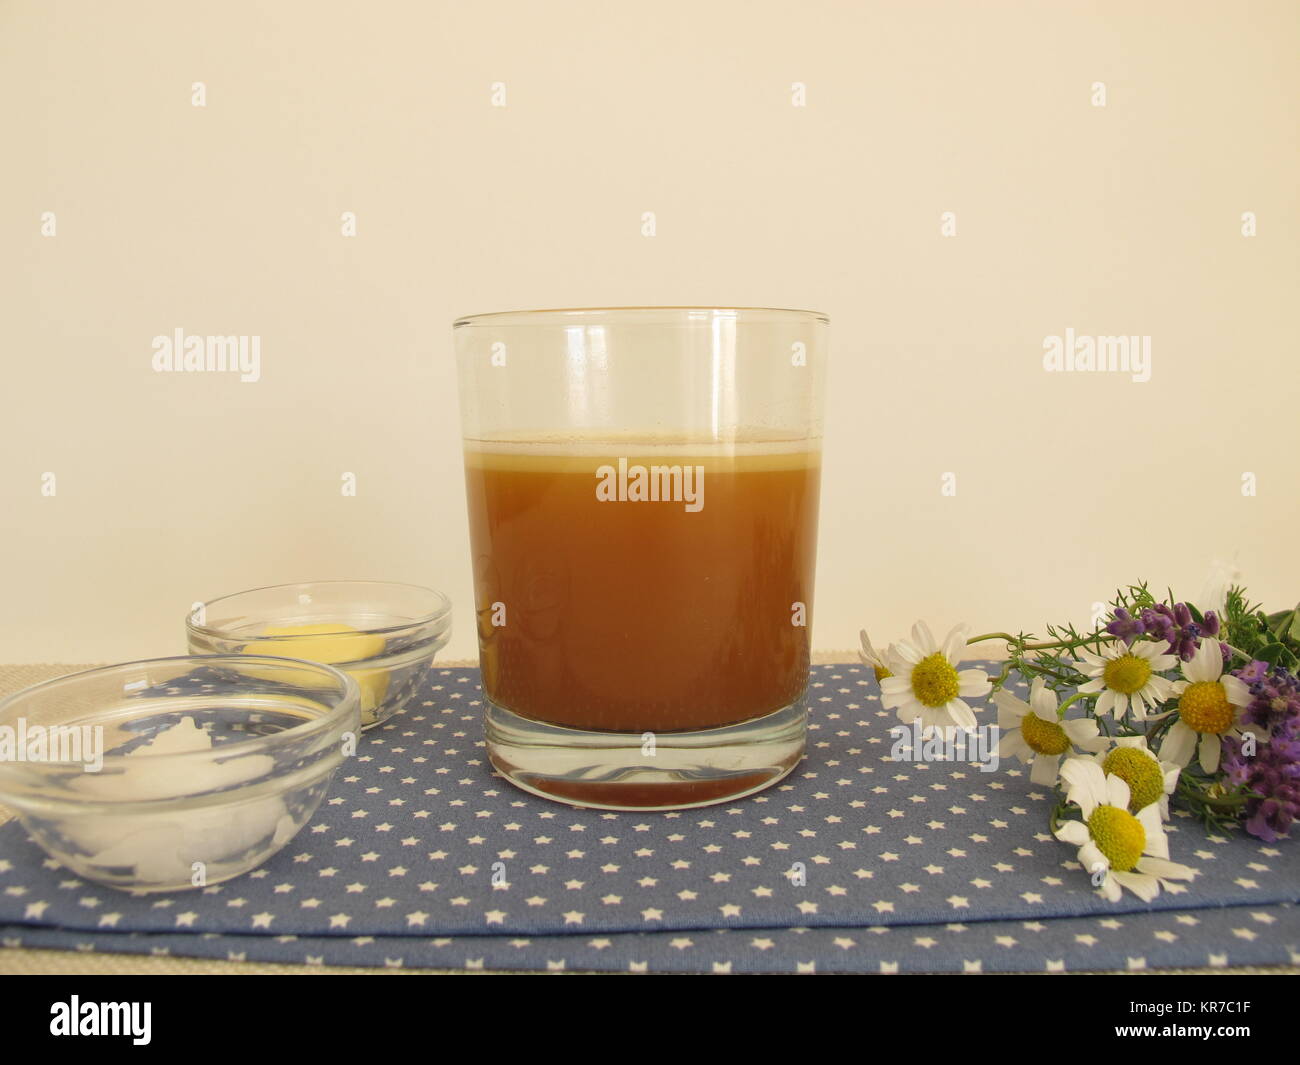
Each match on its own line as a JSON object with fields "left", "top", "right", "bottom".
{"left": 0, "top": 653, "right": 359, "bottom": 773}
{"left": 453, "top": 306, "right": 830, "bottom": 328}
{"left": 186, "top": 579, "right": 453, "bottom": 640}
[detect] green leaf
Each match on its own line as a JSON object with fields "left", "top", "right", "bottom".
{"left": 1266, "top": 609, "right": 1293, "bottom": 641}
{"left": 1187, "top": 602, "right": 1205, "bottom": 625}
{"left": 1288, "top": 605, "right": 1300, "bottom": 645}
{"left": 1257, "top": 642, "right": 1299, "bottom": 669}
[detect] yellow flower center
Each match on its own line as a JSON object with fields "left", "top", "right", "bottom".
{"left": 1179, "top": 681, "right": 1234, "bottom": 734}
{"left": 1087, "top": 804, "right": 1146, "bottom": 873}
{"left": 910, "top": 653, "right": 959, "bottom": 708}
{"left": 1102, "top": 654, "right": 1152, "bottom": 695}
{"left": 1020, "top": 711, "right": 1070, "bottom": 756}
{"left": 873, "top": 665, "right": 892, "bottom": 683}
{"left": 1102, "top": 748, "right": 1164, "bottom": 811}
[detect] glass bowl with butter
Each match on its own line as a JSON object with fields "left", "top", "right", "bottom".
{"left": 186, "top": 581, "right": 452, "bottom": 729}
{"left": 0, "top": 654, "right": 359, "bottom": 892}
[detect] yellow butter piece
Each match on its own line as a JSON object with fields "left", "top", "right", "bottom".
{"left": 241, "top": 623, "right": 389, "bottom": 719}
{"left": 255, "top": 623, "right": 385, "bottom": 664}
{"left": 350, "top": 666, "right": 391, "bottom": 723}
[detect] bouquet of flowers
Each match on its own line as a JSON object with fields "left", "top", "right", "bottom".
{"left": 861, "top": 583, "right": 1300, "bottom": 901}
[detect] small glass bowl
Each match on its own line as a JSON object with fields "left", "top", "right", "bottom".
{"left": 186, "top": 580, "right": 452, "bottom": 729}
{"left": 0, "top": 655, "right": 360, "bottom": 893}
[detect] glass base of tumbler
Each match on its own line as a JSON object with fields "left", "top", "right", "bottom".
{"left": 485, "top": 699, "right": 807, "bottom": 811}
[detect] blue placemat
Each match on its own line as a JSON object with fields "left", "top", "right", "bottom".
{"left": 6, "top": 902, "right": 1296, "bottom": 973}
{"left": 2, "top": 665, "right": 1297, "bottom": 971}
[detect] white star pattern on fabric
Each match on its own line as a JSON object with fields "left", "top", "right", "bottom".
{"left": 0, "top": 666, "right": 1295, "bottom": 973}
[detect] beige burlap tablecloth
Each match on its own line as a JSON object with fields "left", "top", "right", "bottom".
{"left": 0, "top": 659, "right": 1291, "bottom": 976}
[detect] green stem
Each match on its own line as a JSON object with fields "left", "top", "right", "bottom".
{"left": 967, "top": 631, "right": 1117, "bottom": 653}
{"left": 1021, "top": 660, "right": 1082, "bottom": 686}
{"left": 991, "top": 661, "right": 1014, "bottom": 690}
{"left": 1143, "top": 714, "right": 1178, "bottom": 748}
{"left": 1048, "top": 800, "right": 1067, "bottom": 836}
{"left": 1056, "top": 692, "right": 1088, "bottom": 716}
{"left": 966, "top": 632, "right": 1019, "bottom": 645}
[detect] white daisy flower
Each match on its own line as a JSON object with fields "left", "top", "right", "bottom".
{"left": 993, "top": 676, "right": 1108, "bottom": 785}
{"left": 1084, "top": 736, "right": 1181, "bottom": 820}
{"left": 858, "top": 630, "right": 896, "bottom": 683}
{"left": 1159, "top": 638, "right": 1258, "bottom": 774}
{"left": 1074, "top": 639, "right": 1178, "bottom": 721}
{"left": 1055, "top": 759, "right": 1196, "bottom": 902}
{"left": 879, "top": 621, "right": 991, "bottom": 734}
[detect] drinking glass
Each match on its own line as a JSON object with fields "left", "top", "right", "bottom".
{"left": 454, "top": 307, "right": 827, "bottom": 810}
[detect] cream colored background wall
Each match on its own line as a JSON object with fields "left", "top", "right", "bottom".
{"left": 1, "top": 0, "right": 1296, "bottom": 664}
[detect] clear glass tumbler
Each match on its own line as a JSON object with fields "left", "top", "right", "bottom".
{"left": 453, "top": 307, "right": 827, "bottom": 810}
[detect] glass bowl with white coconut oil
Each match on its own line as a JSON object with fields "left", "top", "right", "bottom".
{"left": 0, "top": 654, "right": 359, "bottom": 892}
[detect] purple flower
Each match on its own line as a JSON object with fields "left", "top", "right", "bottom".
{"left": 1106, "top": 608, "right": 1145, "bottom": 645}
{"left": 1236, "top": 658, "right": 1270, "bottom": 686}
{"left": 1222, "top": 735, "right": 1300, "bottom": 842}
{"left": 1237, "top": 663, "right": 1300, "bottom": 734}
{"left": 1140, "top": 605, "right": 1177, "bottom": 645}
{"left": 1136, "top": 602, "right": 1218, "bottom": 661}
{"left": 1220, "top": 662, "right": 1300, "bottom": 841}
